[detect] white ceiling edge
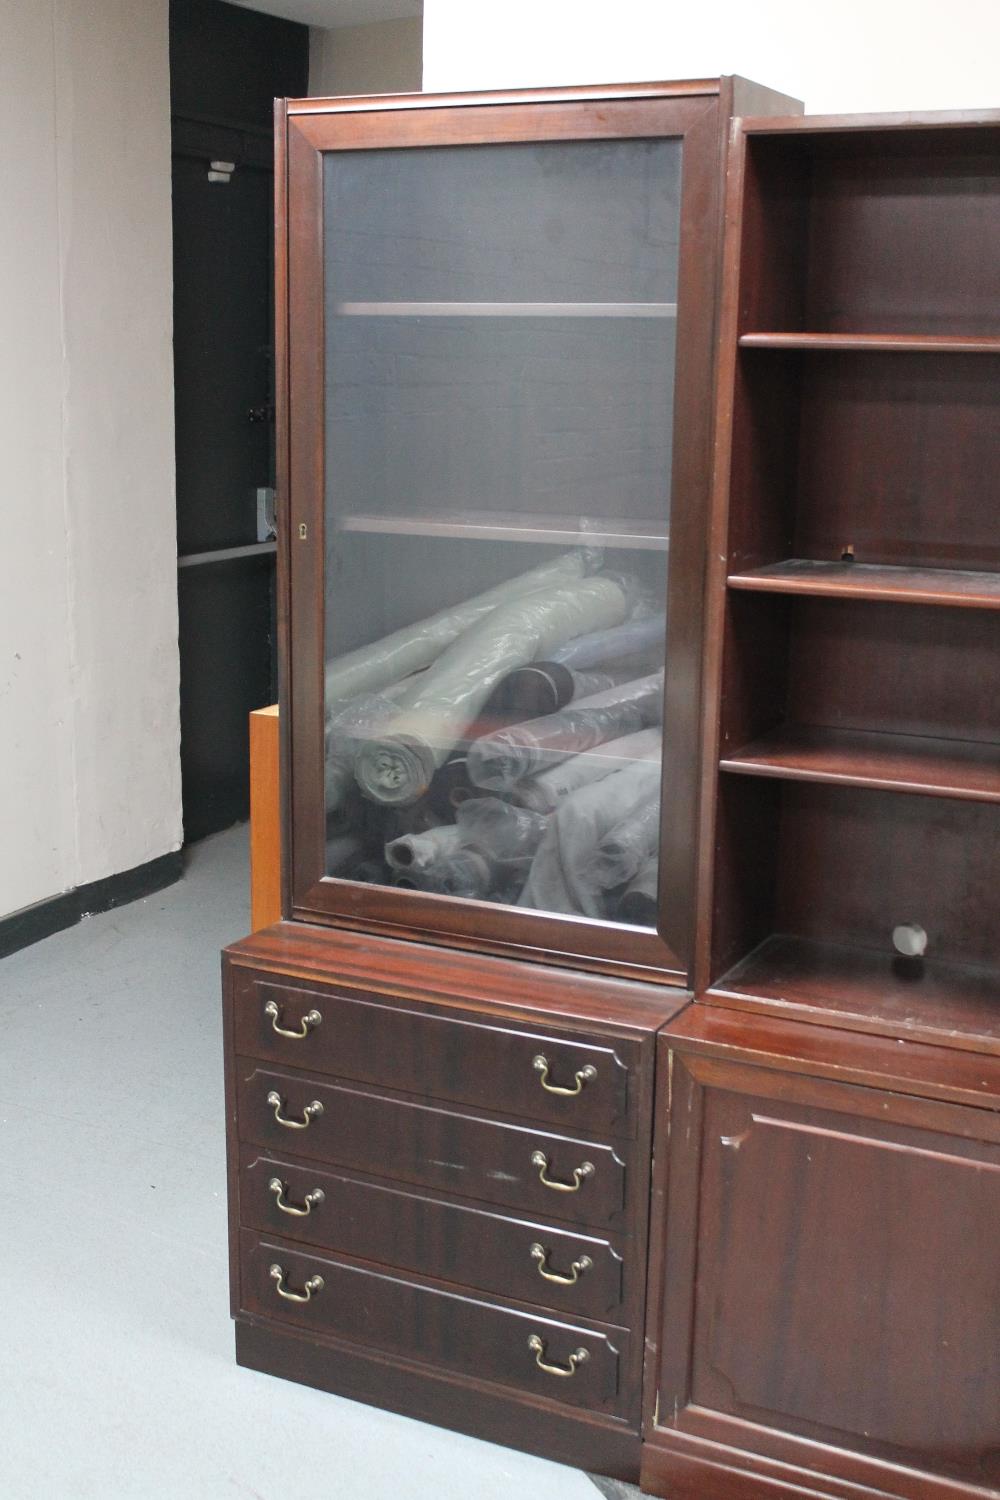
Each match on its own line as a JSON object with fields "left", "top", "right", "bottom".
{"left": 230, "top": 0, "right": 422, "bottom": 27}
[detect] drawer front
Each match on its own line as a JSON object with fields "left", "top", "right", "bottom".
{"left": 240, "top": 1230, "right": 628, "bottom": 1415}
{"left": 237, "top": 1061, "right": 630, "bottom": 1228}
{"left": 241, "top": 1149, "right": 628, "bottom": 1321}
{"left": 234, "top": 969, "right": 637, "bottom": 1137}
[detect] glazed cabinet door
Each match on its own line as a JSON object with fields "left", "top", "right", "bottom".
{"left": 644, "top": 1046, "right": 1000, "bottom": 1500}
{"left": 279, "top": 87, "right": 729, "bottom": 980}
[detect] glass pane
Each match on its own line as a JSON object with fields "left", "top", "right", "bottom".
{"left": 322, "top": 138, "right": 681, "bottom": 930}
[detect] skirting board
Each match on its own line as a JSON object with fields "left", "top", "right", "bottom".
{"left": 0, "top": 850, "right": 183, "bottom": 960}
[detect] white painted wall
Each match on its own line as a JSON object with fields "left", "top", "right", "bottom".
{"left": 310, "top": 15, "right": 422, "bottom": 95}
{"left": 422, "top": 0, "right": 1000, "bottom": 113}
{"left": 0, "top": 0, "right": 180, "bottom": 921}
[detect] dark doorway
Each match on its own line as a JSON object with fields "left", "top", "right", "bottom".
{"left": 170, "top": 0, "right": 308, "bottom": 841}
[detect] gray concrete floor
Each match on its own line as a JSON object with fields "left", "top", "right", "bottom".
{"left": 0, "top": 826, "right": 641, "bottom": 1500}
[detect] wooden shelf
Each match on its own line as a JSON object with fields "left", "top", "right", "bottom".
{"left": 335, "top": 300, "right": 678, "bottom": 319}
{"left": 738, "top": 331, "right": 1000, "bottom": 353}
{"left": 727, "top": 559, "right": 1000, "bottom": 608}
{"left": 720, "top": 725, "right": 1000, "bottom": 803}
{"left": 338, "top": 510, "right": 669, "bottom": 551}
{"left": 708, "top": 934, "right": 1000, "bottom": 1056}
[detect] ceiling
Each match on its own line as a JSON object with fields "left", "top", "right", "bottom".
{"left": 229, "top": 0, "right": 422, "bottom": 26}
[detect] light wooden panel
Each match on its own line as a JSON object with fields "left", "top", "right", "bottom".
{"left": 249, "top": 705, "right": 281, "bottom": 931}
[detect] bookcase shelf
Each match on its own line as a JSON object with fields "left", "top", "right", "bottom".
{"left": 334, "top": 300, "right": 678, "bottom": 318}
{"left": 707, "top": 933, "right": 1000, "bottom": 1056}
{"left": 727, "top": 560, "right": 1000, "bottom": 607}
{"left": 337, "top": 509, "right": 669, "bottom": 550}
{"left": 739, "top": 331, "right": 1000, "bottom": 353}
{"left": 720, "top": 725, "right": 1000, "bottom": 802}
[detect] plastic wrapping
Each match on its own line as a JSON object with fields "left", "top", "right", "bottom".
{"left": 325, "top": 547, "right": 601, "bottom": 705}
{"left": 381, "top": 798, "right": 548, "bottom": 901}
{"left": 518, "top": 759, "right": 662, "bottom": 918}
{"left": 382, "top": 799, "right": 443, "bottom": 840}
{"left": 405, "top": 847, "right": 493, "bottom": 899}
{"left": 427, "top": 756, "right": 478, "bottom": 813}
{"left": 616, "top": 855, "right": 658, "bottom": 926}
{"left": 584, "top": 794, "right": 661, "bottom": 890}
{"left": 549, "top": 612, "right": 667, "bottom": 670}
{"left": 467, "top": 670, "right": 663, "bottom": 794}
{"left": 324, "top": 796, "right": 363, "bottom": 839}
{"left": 454, "top": 798, "right": 550, "bottom": 861}
{"left": 354, "top": 573, "right": 641, "bottom": 806}
{"left": 515, "top": 729, "right": 662, "bottom": 814}
{"left": 325, "top": 686, "right": 409, "bottom": 819}
{"left": 482, "top": 660, "right": 626, "bottom": 725}
{"left": 384, "top": 823, "right": 463, "bottom": 873}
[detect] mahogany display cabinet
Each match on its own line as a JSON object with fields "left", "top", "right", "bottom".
{"left": 223, "top": 85, "right": 1000, "bottom": 1496}
{"left": 222, "top": 74, "right": 799, "bottom": 1485}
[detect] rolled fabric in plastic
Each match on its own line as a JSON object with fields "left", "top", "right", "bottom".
{"left": 325, "top": 795, "right": 362, "bottom": 839}
{"left": 481, "top": 660, "right": 625, "bottom": 726}
{"left": 326, "top": 676, "right": 411, "bottom": 734}
{"left": 519, "top": 760, "right": 662, "bottom": 918}
{"left": 325, "top": 686, "right": 410, "bottom": 817}
{"left": 515, "top": 729, "right": 661, "bottom": 814}
{"left": 384, "top": 823, "right": 463, "bottom": 872}
{"left": 492, "top": 861, "right": 535, "bottom": 906}
{"left": 423, "top": 848, "right": 494, "bottom": 899}
{"left": 382, "top": 798, "right": 443, "bottom": 841}
{"left": 428, "top": 755, "right": 478, "bottom": 813}
{"left": 549, "top": 613, "right": 666, "bottom": 670}
{"left": 468, "top": 670, "right": 663, "bottom": 794}
{"left": 325, "top": 547, "right": 601, "bottom": 705}
{"left": 617, "top": 855, "right": 658, "bottom": 926}
{"left": 395, "top": 849, "right": 536, "bottom": 902}
{"left": 355, "top": 573, "right": 640, "bottom": 806}
{"left": 585, "top": 794, "right": 661, "bottom": 890}
{"left": 385, "top": 802, "right": 548, "bottom": 900}
{"left": 454, "top": 798, "right": 550, "bottom": 861}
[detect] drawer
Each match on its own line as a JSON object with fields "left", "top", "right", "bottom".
{"left": 237, "top": 1061, "right": 630, "bottom": 1229}
{"left": 240, "top": 1230, "right": 628, "bottom": 1415}
{"left": 241, "top": 1149, "right": 628, "bottom": 1322}
{"left": 233, "top": 968, "right": 637, "bottom": 1138}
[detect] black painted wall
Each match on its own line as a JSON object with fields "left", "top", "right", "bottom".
{"left": 170, "top": 0, "right": 308, "bottom": 841}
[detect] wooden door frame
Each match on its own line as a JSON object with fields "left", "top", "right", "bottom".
{"left": 276, "top": 82, "right": 733, "bottom": 983}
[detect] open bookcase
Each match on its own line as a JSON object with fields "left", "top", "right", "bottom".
{"left": 695, "top": 113, "right": 1000, "bottom": 1049}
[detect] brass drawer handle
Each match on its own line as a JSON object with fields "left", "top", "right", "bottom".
{"left": 533, "top": 1054, "right": 597, "bottom": 1097}
{"left": 527, "top": 1334, "right": 589, "bottom": 1377}
{"left": 264, "top": 1000, "right": 322, "bottom": 1039}
{"left": 268, "top": 1177, "right": 325, "bottom": 1217}
{"left": 266, "top": 1090, "right": 324, "bottom": 1129}
{"left": 269, "top": 1263, "right": 324, "bottom": 1303}
{"left": 530, "top": 1150, "right": 594, "bottom": 1192}
{"left": 530, "top": 1242, "right": 592, "bottom": 1285}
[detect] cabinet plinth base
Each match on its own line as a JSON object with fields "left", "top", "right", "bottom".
{"left": 235, "top": 1318, "right": 641, "bottom": 1482}
{"left": 641, "top": 1428, "right": 997, "bottom": 1500}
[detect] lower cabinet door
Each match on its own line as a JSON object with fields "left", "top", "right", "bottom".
{"left": 240, "top": 1230, "right": 628, "bottom": 1415}
{"left": 648, "top": 1046, "right": 1000, "bottom": 1499}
